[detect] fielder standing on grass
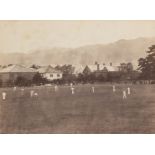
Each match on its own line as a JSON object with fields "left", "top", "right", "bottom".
{"left": 54, "top": 85, "right": 58, "bottom": 92}
{"left": 71, "top": 87, "right": 75, "bottom": 95}
{"left": 113, "top": 85, "right": 116, "bottom": 92}
{"left": 21, "top": 88, "right": 24, "bottom": 96}
{"left": 13, "top": 86, "right": 16, "bottom": 91}
{"left": 92, "top": 86, "right": 95, "bottom": 93}
{"left": 127, "top": 87, "right": 131, "bottom": 95}
{"left": 70, "top": 83, "right": 73, "bottom": 88}
{"left": 30, "top": 90, "right": 34, "bottom": 97}
{"left": 123, "top": 90, "right": 127, "bottom": 99}
{"left": 2, "top": 92, "right": 6, "bottom": 100}
{"left": 34, "top": 92, "right": 38, "bottom": 97}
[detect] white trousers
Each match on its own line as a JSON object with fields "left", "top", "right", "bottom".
{"left": 71, "top": 90, "right": 74, "bottom": 94}
{"left": 123, "top": 91, "right": 127, "bottom": 99}
{"left": 92, "top": 87, "right": 95, "bottom": 93}
{"left": 30, "top": 90, "right": 34, "bottom": 97}
{"left": 2, "top": 92, "right": 6, "bottom": 100}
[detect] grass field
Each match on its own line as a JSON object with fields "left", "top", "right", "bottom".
{"left": 0, "top": 84, "right": 155, "bottom": 133}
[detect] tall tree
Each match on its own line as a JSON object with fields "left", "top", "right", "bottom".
{"left": 30, "top": 64, "right": 41, "bottom": 69}
{"left": 83, "top": 65, "right": 91, "bottom": 75}
{"left": 138, "top": 45, "right": 155, "bottom": 80}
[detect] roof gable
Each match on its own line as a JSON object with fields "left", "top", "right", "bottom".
{"left": 0, "top": 65, "right": 37, "bottom": 73}
{"left": 87, "top": 65, "right": 97, "bottom": 72}
{"left": 37, "top": 66, "right": 62, "bottom": 74}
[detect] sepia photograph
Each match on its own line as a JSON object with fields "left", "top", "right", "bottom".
{"left": 0, "top": 20, "right": 155, "bottom": 133}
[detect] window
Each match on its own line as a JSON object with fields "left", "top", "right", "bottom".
{"left": 50, "top": 74, "right": 53, "bottom": 77}
{"left": 57, "top": 74, "right": 60, "bottom": 77}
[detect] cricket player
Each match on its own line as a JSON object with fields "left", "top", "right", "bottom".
{"left": 123, "top": 90, "right": 127, "bottom": 99}
{"left": 70, "top": 83, "right": 73, "bottom": 88}
{"left": 92, "top": 86, "right": 95, "bottom": 93}
{"left": 13, "top": 86, "right": 16, "bottom": 91}
{"left": 113, "top": 85, "right": 116, "bottom": 92}
{"left": 127, "top": 87, "right": 131, "bottom": 95}
{"left": 71, "top": 87, "right": 75, "bottom": 94}
{"left": 34, "top": 92, "right": 38, "bottom": 97}
{"left": 2, "top": 92, "right": 6, "bottom": 100}
{"left": 30, "top": 90, "right": 34, "bottom": 97}
{"left": 54, "top": 85, "right": 58, "bottom": 92}
{"left": 21, "top": 88, "right": 24, "bottom": 96}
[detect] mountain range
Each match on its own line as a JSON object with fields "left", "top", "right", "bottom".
{"left": 0, "top": 37, "right": 155, "bottom": 68}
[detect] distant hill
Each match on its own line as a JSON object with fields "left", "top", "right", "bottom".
{"left": 0, "top": 37, "right": 155, "bottom": 68}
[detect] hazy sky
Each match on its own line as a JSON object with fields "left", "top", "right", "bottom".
{"left": 1, "top": 20, "right": 155, "bottom": 53}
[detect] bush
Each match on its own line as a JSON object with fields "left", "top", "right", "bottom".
{"left": 0, "top": 79, "right": 2, "bottom": 87}
{"left": 32, "top": 73, "right": 48, "bottom": 85}
{"left": 6, "top": 79, "right": 14, "bottom": 87}
{"left": 151, "top": 81, "right": 155, "bottom": 84}
{"left": 15, "top": 76, "right": 32, "bottom": 87}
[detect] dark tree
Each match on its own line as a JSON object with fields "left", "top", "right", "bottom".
{"left": 83, "top": 65, "right": 91, "bottom": 75}
{"left": 0, "top": 79, "right": 2, "bottom": 87}
{"left": 15, "top": 76, "right": 32, "bottom": 86}
{"left": 138, "top": 45, "right": 155, "bottom": 80}
{"left": 56, "top": 65, "right": 75, "bottom": 83}
{"left": 32, "top": 73, "right": 46, "bottom": 85}
{"left": 8, "top": 64, "right": 13, "bottom": 66}
{"left": 30, "top": 64, "right": 41, "bottom": 69}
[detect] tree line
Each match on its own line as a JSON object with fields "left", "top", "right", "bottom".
{"left": 138, "top": 45, "right": 155, "bottom": 83}
{"left": 0, "top": 45, "right": 155, "bottom": 86}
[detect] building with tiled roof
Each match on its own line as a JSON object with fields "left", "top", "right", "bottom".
{"left": 0, "top": 64, "right": 37, "bottom": 86}
{"left": 37, "top": 65, "right": 63, "bottom": 81}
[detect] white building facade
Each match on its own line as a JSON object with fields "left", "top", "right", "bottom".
{"left": 37, "top": 65, "right": 63, "bottom": 81}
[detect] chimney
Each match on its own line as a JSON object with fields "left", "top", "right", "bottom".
{"left": 95, "top": 61, "right": 98, "bottom": 65}
{"left": 95, "top": 61, "right": 100, "bottom": 71}
{"left": 110, "top": 62, "right": 112, "bottom": 66}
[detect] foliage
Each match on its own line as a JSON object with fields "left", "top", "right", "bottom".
{"left": 0, "top": 79, "right": 2, "bottom": 87}
{"left": 138, "top": 45, "right": 155, "bottom": 80}
{"left": 83, "top": 65, "right": 91, "bottom": 75}
{"left": 32, "top": 72, "right": 48, "bottom": 85}
{"left": 30, "top": 64, "right": 41, "bottom": 69}
{"left": 15, "top": 76, "right": 32, "bottom": 86}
